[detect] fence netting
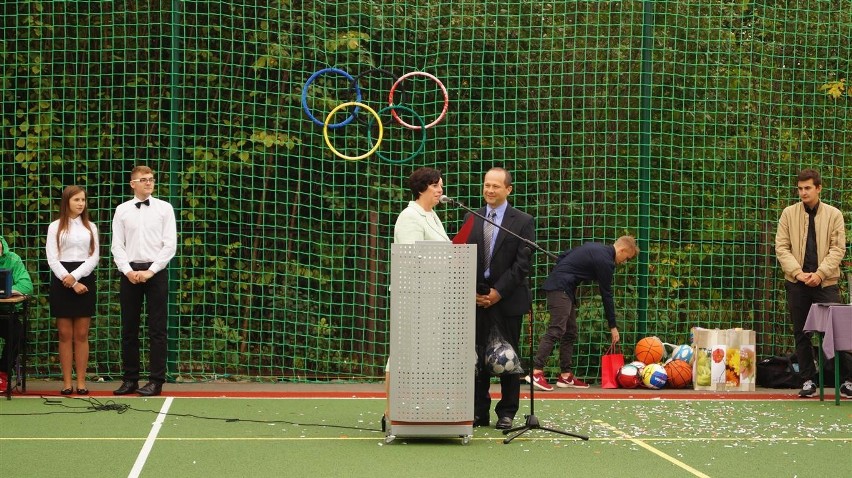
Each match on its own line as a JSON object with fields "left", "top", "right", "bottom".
{"left": 1, "top": 0, "right": 850, "bottom": 383}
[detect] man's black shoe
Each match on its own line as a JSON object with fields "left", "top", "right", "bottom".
{"left": 137, "top": 382, "right": 163, "bottom": 396}
{"left": 473, "top": 416, "right": 490, "bottom": 427}
{"left": 495, "top": 416, "right": 513, "bottom": 430}
{"left": 113, "top": 381, "right": 138, "bottom": 395}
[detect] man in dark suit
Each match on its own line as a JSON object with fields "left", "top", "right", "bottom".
{"left": 465, "top": 167, "right": 535, "bottom": 430}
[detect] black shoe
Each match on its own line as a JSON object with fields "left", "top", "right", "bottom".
{"left": 137, "top": 382, "right": 163, "bottom": 397}
{"left": 76, "top": 388, "right": 89, "bottom": 396}
{"left": 841, "top": 381, "right": 852, "bottom": 399}
{"left": 798, "top": 380, "right": 816, "bottom": 398}
{"left": 60, "top": 388, "right": 73, "bottom": 395}
{"left": 495, "top": 417, "right": 513, "bottom": 430}
{"left": 113, "top": 381, "right": 139, "bottom": 395}
{"left": 473, "top": 415, "right": 490, "bottom": 427}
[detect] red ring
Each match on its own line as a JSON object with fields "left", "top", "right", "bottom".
{"left": 388, "top": 71, "right": 449, "bottom": 130}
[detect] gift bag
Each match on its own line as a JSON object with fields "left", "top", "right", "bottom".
{"left": 692, "top": 327, "right": 756, "bottom": 391}
{"left": 483, "top": 326, "right": 524, "bottom": 376}
{"left": 601, "top": 344, "right": 625, "bottom": 389}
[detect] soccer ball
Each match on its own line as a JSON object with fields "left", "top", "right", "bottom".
{"left": 641, "top": 363, "right": 668, "bottom": 389}
{"left": 668, "top": 344, "right": 694, "bottom": 365}
{"left": 616, "top": 363, "right": 642, "bottom": 389}
{"left": 629, "top": 360, "right": 646, "bottom": 376}
{"left": 485, "top": 341, "right": 522, "bottom": 375}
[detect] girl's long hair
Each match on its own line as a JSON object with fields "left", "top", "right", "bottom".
{"left": 56, "top": 186, "right": 96, "bottom": 256}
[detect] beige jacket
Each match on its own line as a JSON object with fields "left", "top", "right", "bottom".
{"left": 775, "top": 201, "right": 846, "bottom": 286}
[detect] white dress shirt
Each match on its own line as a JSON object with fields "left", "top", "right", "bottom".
{"left": 111, "top": 195, "right": 177, "bottom": 274}
{"left": 45, "top": 217, "right": 100, "bottom": 280}
{"left": 393, "top": 201, "right": 450, "bottom": 244}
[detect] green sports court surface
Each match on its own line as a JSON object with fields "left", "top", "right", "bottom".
{"left": 1, "top": 383, "right": 849, "bottom": 478}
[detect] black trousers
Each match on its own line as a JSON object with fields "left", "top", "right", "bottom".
{"left": 119, "top": 264, "right": 168, "bottom": 383}
{"left": 785, "top": 281, "right": 841, "bottom": 382}
{"left": 0, "top": 317, "right": 22, "bottom": 374}
{"left": 474, "top": 306, "right": 522, "bottom": 420}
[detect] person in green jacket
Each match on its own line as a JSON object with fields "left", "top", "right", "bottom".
{"left": 0, "top": 234, "right": 34, "bottom": 388}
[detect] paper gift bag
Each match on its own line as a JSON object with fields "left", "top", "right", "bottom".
{"left": 601, "top": 344, "right": 625, "bottom": 389}
{"left": 692, "top": 327, "right": 756, "bottom": 391}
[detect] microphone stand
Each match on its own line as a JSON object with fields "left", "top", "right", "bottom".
{"left": 442, "top": 196, "right": 589, "bottom": 444}
{"left": 502, "top": 308, "right": 589, "bottom": 443}
{"left": 441, "top": 196, "right": 558, "bottom": 261}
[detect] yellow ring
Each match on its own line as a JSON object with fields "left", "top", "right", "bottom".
{"left": 323, "top": 102, "right": 383, "bottom": 161}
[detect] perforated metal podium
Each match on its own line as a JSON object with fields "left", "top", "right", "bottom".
{"left": 385, "top": 242, "right": 477, "bottom": 444}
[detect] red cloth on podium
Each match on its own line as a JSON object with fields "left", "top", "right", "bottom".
{"left": 452, "top": 216, "right": 474, "bottom": 244}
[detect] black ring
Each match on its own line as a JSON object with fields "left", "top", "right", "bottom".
{"left": 353, "top": 68, "right": 406, "bottom": 126}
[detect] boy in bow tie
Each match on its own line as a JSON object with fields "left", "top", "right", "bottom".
{"left": 111, "top": 165, "right": 177, "bottom": 397}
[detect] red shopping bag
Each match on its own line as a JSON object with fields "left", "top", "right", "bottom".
{"left": 601, "top": 344, "right": 624, "bottom": 389}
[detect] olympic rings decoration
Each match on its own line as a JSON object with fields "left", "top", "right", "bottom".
{"left": 354, "top": 68, "right": 406, "bottom": 126}
{"left": 302, "top": 68, "right": 362, "bottom": 129}
{"left": 303, "top": 67, "right": 448, "bottom": 163}
{"left": 323, "top": 102, "right": 383, "bottom": 161}
{"left": 366, "top": 105, "right": 427, "bottom": 165}
{"left": 388, "top": 71, "right": 449, "bottom": 130}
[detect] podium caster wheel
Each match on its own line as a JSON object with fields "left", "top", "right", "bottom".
{"left": 384, "top": 435, "right": 396, "bottom": 444}
{"left": 462, "top": 435, "right": 471, "bottom": 445}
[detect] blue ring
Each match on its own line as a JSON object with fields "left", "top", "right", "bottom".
{"left": 301, "top": 68, "right": 363, "bottom": 128}
{"left": 366, "top": 104, "right": 427, "bottom": 164}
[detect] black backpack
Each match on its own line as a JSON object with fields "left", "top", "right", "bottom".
{"left": 756, "top": 355, "right": 804, "bottom": 389}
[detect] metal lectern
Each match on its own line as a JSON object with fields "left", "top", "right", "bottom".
{"left": 385, "top": 242, "right": 477, "bottom": 444}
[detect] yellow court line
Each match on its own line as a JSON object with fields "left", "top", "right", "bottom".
{"left": 595, "top": 419, "right": 713, "bottom": 478}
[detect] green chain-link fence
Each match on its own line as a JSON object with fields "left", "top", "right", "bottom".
{"left": 2, "top": 0, "right": 850, "bottom": 383}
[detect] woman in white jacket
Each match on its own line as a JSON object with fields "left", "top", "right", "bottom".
{"left": 393, "top": 167, "right": 450, "bottom": 244}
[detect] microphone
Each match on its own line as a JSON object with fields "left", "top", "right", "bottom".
{"left": 441, "top": 194, "right": 558, "bottom": 261}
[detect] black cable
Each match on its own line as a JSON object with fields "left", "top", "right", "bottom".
{"left": 0, "top": 396, "right": 381, "bottom": 433}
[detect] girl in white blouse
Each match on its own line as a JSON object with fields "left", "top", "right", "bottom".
{"left": 46, "top": 186, "right": 99, "bottom": 395}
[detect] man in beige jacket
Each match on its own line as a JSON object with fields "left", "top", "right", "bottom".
{"left": 775, "top": 168, "right": 850, "bottom": 398}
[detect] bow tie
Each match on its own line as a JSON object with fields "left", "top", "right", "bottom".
{"left": 135, "top": 199, "right": 150, "bottom": 209}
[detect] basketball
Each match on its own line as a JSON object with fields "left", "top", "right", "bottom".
{"left": 635, "top": 336, "right": 664, "bottom": 365}
{"left": 664, "top": 359, "right": 693, "bottom": 388}
{"left": 616, "top": 363, "right": 642, "bottom": 389}
{"left": 641, "top": 363, "right": 668, "bottom": 389}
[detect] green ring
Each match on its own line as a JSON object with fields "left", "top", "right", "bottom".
{"left": 366, "top": 105, "right": 427, "bottom": 164}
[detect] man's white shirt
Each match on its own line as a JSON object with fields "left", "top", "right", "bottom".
{"left": 111, "top": 195, "right": 177, "bottom": 274}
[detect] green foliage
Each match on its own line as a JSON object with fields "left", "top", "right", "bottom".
{"left": 2, "top": 0, "right": 850, "bottom": 382}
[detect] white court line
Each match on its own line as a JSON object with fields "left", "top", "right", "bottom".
{"left": 128, "top": 397, "right": 173, "bottom": 478}
{"left": 595, "top": 419, "right": 711, "bottom": 478}
{"left": 1, "top": 436, "right": 848, "bottom": 442}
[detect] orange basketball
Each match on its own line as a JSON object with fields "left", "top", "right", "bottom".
{"left": 664, "top": 359, "right": 693, "bottom": 389}
{"left": 635, "top": 336, "right": 664, "bottom": 365}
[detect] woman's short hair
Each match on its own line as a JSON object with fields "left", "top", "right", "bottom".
{"left": 407, "top": 167, "right": 442, "bottom": 200}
